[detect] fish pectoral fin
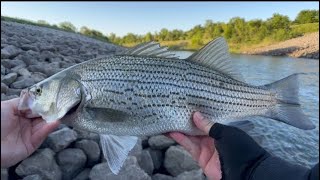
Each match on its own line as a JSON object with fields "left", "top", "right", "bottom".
{"left": 186, "top": 37, "right": 244, "bottom": 82}
{"left": 100, "top": 134, "right": 138, "bottom": 174}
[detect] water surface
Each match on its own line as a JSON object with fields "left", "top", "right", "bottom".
{"left": 176, "top": 51, "right": 319, "bottom": 168}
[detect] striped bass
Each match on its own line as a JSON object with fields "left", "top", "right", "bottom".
{"left": 18, "top": 37, "right": 315, "bottom": 174}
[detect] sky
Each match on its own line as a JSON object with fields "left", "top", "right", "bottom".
{"left": 1, "top": 1, "right": 319, "bottom": 37}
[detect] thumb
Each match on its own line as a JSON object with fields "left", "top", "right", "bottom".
{"left": 193, "top": 112, "right": 214, "bottom": 135}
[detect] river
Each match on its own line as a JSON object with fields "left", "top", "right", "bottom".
{"left": 176, "top": 51, "right": 319, "bottom": 168}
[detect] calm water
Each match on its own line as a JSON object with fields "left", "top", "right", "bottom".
{"left": 177, "top": 51, "right": 319, "bottom": 168}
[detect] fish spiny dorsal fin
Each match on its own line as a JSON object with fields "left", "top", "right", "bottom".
{"left": 123, "top": 41, "right": 179, "bottom": 59}
{"left": 187, "top": 37, "right": 244, "bottom": 82}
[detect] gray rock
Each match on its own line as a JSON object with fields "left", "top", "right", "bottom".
{"left": 175, "top": 169, "right": 205, "bottom": 180}
{"left": 164, "top": 146, "right": 199, "bottom": 176}
{"left": 139, "top": 150, "right": 154, "bottom": 175}
{"left": 141, "top": 136, "right": 149, "bottom": 149}
{"left": 1, "top": 65, "right": 5, "bottom": 75}
{"left": 9, "top": 64, "right": 27, "bottom": 74}
{"left": 1, "top": 168, "right": 8, "bottom": 180}
{"left": 44, "top": 127, "right": 78, "bottom": 152}
{"left": 6, "top": 88, "right": 22, "bottom": 96}
{"left": 20, "top": 50, "right": 40, "bottom": 65}
{"left": 39, "top": 50, "right": 56, "bottom": 62}
{"left": 28, "top": 64, "right": 46, "bottom": 73}
{"left": 75, "top": 129, "right": 100, "bottom": 143}
{"left": 56, "top": 148, "right": 87, "bottom": 180}
{"left": 15, "top": 148, "right": 62, "bottom": 180}
{"left": 1, "top": 83, "right": 8, "bottom": 94}
{"left": 147, "top": 148, "right": 163, "bottom": 170}
{"left": 10, "top": 77, "right": 35, "bottom": 89}
{"left": 21, "top": 44, "right": 39, "bottom": 52}
{"left": 148, "top": 135, "right": 176, "bottom": 150}
{"left": 1, "top": 72, "right": 17, "bottom": 85}
{"left": 130, "top": 138, "right": 143, "bottom": 162}
{"left": 90, "top": 156, "right": 151, "bottom": 180}
{"left": 22, "top": 174, "right": 42, "bottom": 180}
{"left": 75, "top": 140, "right": 100, "bottom": 166}
{"left": 32, "top": 72, "right": 47, "bottom": 83}
{"left": 152, "top": 174, "right": 174, "bottom": 180}
{"left": 1, "top": 94, "right": 18, "bottom": 101}
{"left": 72, "top": 168, "right": 91, "bottom": 180}
{"left": 17, "top": 68, "right": 32, "bottom": 77}
{"left": 1, "top": 45, "right": 22, "bottom": 59}
{"left": 1, "top": 59, "right": 26, "bottom": 69}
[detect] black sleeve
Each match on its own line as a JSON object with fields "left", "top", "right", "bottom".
{"left": 209, "top": 123, "right": 318, "bottom": 180}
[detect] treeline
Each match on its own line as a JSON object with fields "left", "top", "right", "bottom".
{"left": 2, "top": 9, "right": 319, "bottom": 50}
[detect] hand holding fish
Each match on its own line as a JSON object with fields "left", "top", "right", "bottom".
{"left": 1, "top": 98, "right": 60, "bottom": 168}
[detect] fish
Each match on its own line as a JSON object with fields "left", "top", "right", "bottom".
{"left": 17, "top": 37, "right": 315, "bottom": 174}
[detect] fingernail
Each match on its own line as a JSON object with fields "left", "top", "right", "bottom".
{"left": 194, "top": 112, "right": 204, "bottom": 120}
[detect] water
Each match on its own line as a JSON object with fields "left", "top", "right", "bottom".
{"left": 176, "top": 51, "right": 319, "bottom": 168}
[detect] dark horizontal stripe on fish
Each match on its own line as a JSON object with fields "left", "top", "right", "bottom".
{"left": 187, "top": 102, "right": 241, "bottom": 112}
{"left": 186, "top": 94, "right": 273, "bottom": 107}
{"left": 83, "top": 78, "right": 272, "bottom": 102}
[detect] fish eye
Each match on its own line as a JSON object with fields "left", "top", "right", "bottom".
{"left": 35, "top": 87, "right": 42, "bottom": 95}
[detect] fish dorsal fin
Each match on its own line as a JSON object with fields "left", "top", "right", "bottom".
{"left": 100, "top": 134, "right": 138, "bottom": 174}
{"left": 187, "top": 37, "right": 244, "bottom": 82}
{"left": 123, "top": 41, "right": 179, "bottom": 59}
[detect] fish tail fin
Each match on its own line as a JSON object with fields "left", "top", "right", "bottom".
{"left": 263, "top": 73, "right": 315, "bottom": 130}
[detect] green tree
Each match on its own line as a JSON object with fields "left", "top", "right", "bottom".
{"left": 59, "top": 21, "right": 77, "bottom": 32}
{"left": 295, "top": 10, "right": 319, "bottom": 24}
{"left": 266, "top": 13, "right": 290, "bottom": 30}
{"left": 37, "top": 20, "right": 50, "bottom": 25}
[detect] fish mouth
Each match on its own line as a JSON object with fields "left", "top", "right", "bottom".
{"left": 18, "top": 89, "right": 40, "bottom": 118}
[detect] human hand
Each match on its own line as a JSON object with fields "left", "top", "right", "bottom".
{"left": 1, "top": 98, "right": 60, "bottom": 168}
{"left": 168, "top": 112, "right": 222, "bottom": 180}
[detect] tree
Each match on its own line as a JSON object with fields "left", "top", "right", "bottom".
{"left": 295, "top": 10, "right": 319, "bottom": 24}
{"left": 59, "top": 21, "right": 77, "bottom": 32}
{"left": 266, "top": 13, "right": 290, "bottom": 30}
{"left": 144, "top": 32, "right": 153, "bottom": 42}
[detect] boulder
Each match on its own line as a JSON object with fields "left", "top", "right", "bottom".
{"left": 175, "top": 169, "right": 205, "bottom": 180}
{"left": 72, "top": 168, "right": 91, "bottom": 180}
{"left": 146, "top": 148, "right": 163, "bottom": 170}
{"left": 151, "top": 174, "right": 174, "bottom": 180}
{"left": 43, "top": 127, "right": 78, "bottom": 152}
{"left": 1, "top": 45, "right": 22, "bottom": 59}
{"left": 10, "top": 77, "right": 35, "bottom": 89}
{"left": 75, "top": 140, "right": 101, "bottom": 166}
{"left": 148, "top": 135, "right": 176, "bottom": 150}
{"left": 56, "top": 148, "right": 87, "bottom": 180}
{"left": 164, "top": 146, "right": 199, "bottom": 176}
{"left": 22, "top": 174, "right": 42, "bottom": 180}
{"left": 1, "top": 72, "right": 17, "bottom": 85}
{"left": 15, "top": 148, "right": 62, "bottom": 180}
{"left": 139, "top": 149, "right": 154, "bottom": 175}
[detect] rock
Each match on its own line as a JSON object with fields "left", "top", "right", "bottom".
{"left": 27, "top": 64, "right": 46, "bottom": 73}
{"left": 151, "top": 174, "right": 174, "bottom": 180}
{"left": 146, "top": 148, "right": 163, "bottom": 170}
{"left": 21, "top": 44, "right": 39, "bottom": 52}
{"left": 6, "top": 88, "right": 22, "bottom": 96}
{"left": 9, "top": 64, "right": 27, "bottom": 74}
{"left": 1, "top": 59, "right": 26, "bottom": 69}
{"left": 72, "top": 168, "right": 91, "bottom": 180}
{"left": 164, "top": 146, "right": 199, "bottom": 176}
{"left": 1, "top": 83, "right": 8, "bottom": 93}
{"left": 75, "top": 140, "right": 100, "bottom": 166}
{"left": 20, "top": 50, "right": 40, "bottom": 65}
{"left": 56, "top": 148, "right": 87, "bottom": 180}
{"left": 130, "top": 138, "right": 143, "bottom": 162}
{"left": 10, "top": 77, "right": 35, "bottom": 89}
{"left": 139, "top": 150, "right": 154, "bottom": 175}
{"left": 1, "top": 72, "right": 17, "bottom": 85}
{"left": 44, "top": 127, "right": 78, "bottom": 152}
{"left": 175, "top": 169, "right": 205, "bottom": 180}
{"left": 89, "top": 156, "right": 151, "bottom": 180}
{"left": 148, "top": 135, "right": 176, "bottom": 150}
{"left": 1, "top": 45, "right": 22, "bottom": 59}
{"left": 75, "top": 129, "right": 100, "bottom": 143}
{"left": 39, "top": 50, "right": 56, "bottom": 62}
{"left": 15, "top": 148, "right": 62, "bottom": 180}
{"left": 32, "top": 72, "right": 47, "bottom": 83}
{"left": 1, "top": 94, "right": 18, "bottom": 101}
{"left": 1, "top": 168, "right": 8, "bottom": 180}
{"left": 141, "top": 136, "right": 149, "bottom": 149}
{"left": 1, "top": 65, "right": 5, "bottom": 75}
{"left": 17, "top": 68, "right": 32, "bottom": 77}
{"left": 22, "top": 174, "right": 42, "bottom": 180}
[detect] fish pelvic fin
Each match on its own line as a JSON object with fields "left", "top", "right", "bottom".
{"left": 262, "top": 74, "right": 315, "bottom": 130}
{"left": 100, "top": 134, "right": 138, "bottom": 174}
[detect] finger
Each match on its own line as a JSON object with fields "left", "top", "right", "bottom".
{"left": 168, "top": 132, "right": 199, "bottom": 158}
{"left": 31, "top": 120, "right": 60, "bottom": 149}
{"left": 198, "top": 137, "right": 215, "bottom": 169}
{"left": 193, "top": 112, "right": 214, "bottom": 135}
